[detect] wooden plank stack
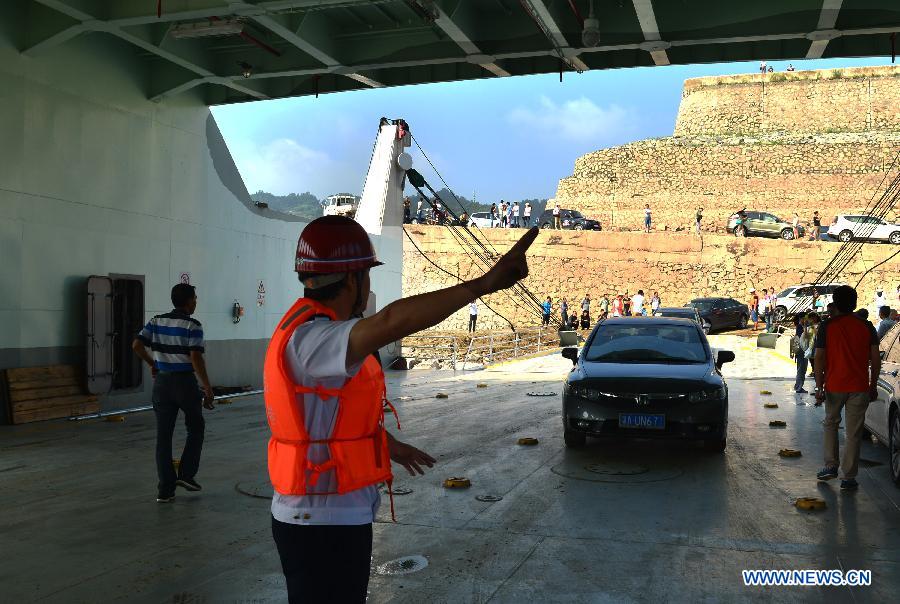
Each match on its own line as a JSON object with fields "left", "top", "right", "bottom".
{"left": 1, "top": 365, "right": 99, "bottom": 424}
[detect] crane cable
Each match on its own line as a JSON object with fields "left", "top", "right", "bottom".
{"left": 409, "top": 134, "right": 561, "bottom": 327}
{"left": 402, "top": 228, "right": 518, "bottom": 332}
{"left": 405, "top": 176, "right": 554, "bottom": 327}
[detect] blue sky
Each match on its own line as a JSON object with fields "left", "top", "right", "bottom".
{"left": 213, "top": 56, "right": 894, "bottom": 202}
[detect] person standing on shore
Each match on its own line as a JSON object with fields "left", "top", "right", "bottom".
{"left": 750, "top": 288, "right": 759, "bottom": 330}
{"left": 560, "top": 298, "right": 568, "bottom": 325}
{"left": 511, "top": 201, "right": 520, "bottom": 228}
{"left": 643, "top": 204, "right": 652, "bottom": 233}
{"left": 468, "top": 301, "right": 478, "bottom": 333}
{"left": 651, "top": 291, "right": 661, "bottom": 316}
{"left": 523, "top": 202, "right": 532, "bottom": 227}
{"left": 581, "top": 294, "right": 591, "bottom": 325}
{"left": 695, "top": 208, "right": 703, "bottom": 235}
{"left": 811, "top": 211, "right": 821, "bottom": 241}
{"left": 599, "top": 294, "right": 610, "bottom": 320}
{"left": 541, "top": 297, "right": 552, "bottom": 326}
{"left": 553, "top": 204, "right": 561, "bottom": 229}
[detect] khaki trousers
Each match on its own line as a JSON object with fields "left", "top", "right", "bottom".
{"left": 823, "top": 392, "right": 870, "bottom": 479}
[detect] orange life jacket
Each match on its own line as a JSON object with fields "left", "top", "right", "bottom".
{"left": 264, "top": 298, "right": 396, "bottom": 505}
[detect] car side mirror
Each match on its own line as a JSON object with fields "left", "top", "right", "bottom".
{"left": 716, "top": 350, "right": 736, "bottom": 368}
{"left": 562, "top": 347, "right": 578, "bottom": 365}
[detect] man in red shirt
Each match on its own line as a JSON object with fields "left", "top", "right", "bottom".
{"left": 813, "top": 285, "right": 880, "bottom": 490}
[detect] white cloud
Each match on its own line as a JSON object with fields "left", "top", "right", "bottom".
{"left": 227, "top": 138, "right": 334, "bottom": 196}
{"left": 507, "top": 96, "right": 637, "bottom": 143}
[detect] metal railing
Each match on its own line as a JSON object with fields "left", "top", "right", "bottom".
{"left": 461, "top": 327, "right": 559, "bottom": 370}
{"left": 400, "top": 335, "right": 459, "bottom": 369}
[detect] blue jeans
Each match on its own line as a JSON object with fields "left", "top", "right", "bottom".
{"left": 764, "top": 312, "right": 773, "bottom": 332}
{"left": 794, "top": 355, "right": 808, "bottom": 391}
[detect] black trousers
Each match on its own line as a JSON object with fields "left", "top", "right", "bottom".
{"left": 272, "top": 517, "right": 373, "bottom": 603}
{"left": 152, "top": 372, "right": 204, "bottom": 492}
{"left": 468, "top": 315, "right": 477, "bottom": 332}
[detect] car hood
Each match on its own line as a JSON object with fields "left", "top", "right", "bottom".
{"left": 571, "top": 361, "right": 719, "bottom": 392}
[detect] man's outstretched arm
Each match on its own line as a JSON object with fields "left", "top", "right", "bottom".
{"left": 348, "top": 227, "right": 539, "bottom": 367}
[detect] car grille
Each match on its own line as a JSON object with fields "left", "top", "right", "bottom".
{"left": 595, "top": 392, "right": 688, "bottom": 403}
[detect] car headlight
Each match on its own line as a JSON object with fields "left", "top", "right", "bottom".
{"left": 689, "top": 387, "right": 726, "bottom": 403}
{"left": 570, "top": 385, "right": 601, "bottom": 401}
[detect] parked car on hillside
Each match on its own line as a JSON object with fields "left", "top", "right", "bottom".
{"left": 654, "top": 306, "right": 709, "bottom": 333}
{"left": 686, "top": 298, "right": 750, "bottom": 332}
{"left": 772, "top": 282, "right": 847, "bottom": 321}
{"left": 727, "top": 210, "right": 804, "bottom": 240}
{"left": 538, "top": 209, "right": 601, "bottom": 231}
{"left": 828, "top": 214, "right": 900, "bottom": 244}
{"left": 469, "top": 212, "right": 494, "bottom": 228}
{"left": 561, "top": 317, "right": 735, "bottom": 451}
{"left": 865, "top": 321, "right": 900, "bottom": 486}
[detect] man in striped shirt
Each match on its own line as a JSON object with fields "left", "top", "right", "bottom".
{"left": 133, "top": 283, "right": 214, "bottom": 503}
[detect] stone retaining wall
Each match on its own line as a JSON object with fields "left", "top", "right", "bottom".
{"left": 674, "top": 66, "right": 900, "bottom": 136}
{"left": 402, "top": 226, "right": 900, "bottom": 331}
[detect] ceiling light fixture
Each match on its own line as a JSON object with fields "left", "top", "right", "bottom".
{"left": 582, "top": 1, "right": 601, "bottom": 48}
{"left": 170, "top": 19, "right": 244, "bottom": 39}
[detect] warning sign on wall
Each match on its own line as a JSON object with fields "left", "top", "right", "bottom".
{"left": 257, "top": 280, "right": 266, "bottom": 307}
{"left": 179, "top": 272, "right": 191, "bottom": 285}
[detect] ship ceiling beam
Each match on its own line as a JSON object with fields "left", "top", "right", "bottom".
{"left": 430, "top": 3, "right": 511, "bottom": 77}
{"left": 518, "top": 0, "right": 590, "bottom": 72}
{"left": 806, "top": 0, "right": 844, "bottom": 59}
{"left": 246, "top": 9, "right": 384, "bottom": 87}
{"left": 28, "top": 0, "right": 272, "bottom": 100}
{"left": 631, "top": 0, "right": 669, "bottom": 66}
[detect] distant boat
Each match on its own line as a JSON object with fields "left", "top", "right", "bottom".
{"left": 323, "top": 193, "right": 359, "bottom": 217}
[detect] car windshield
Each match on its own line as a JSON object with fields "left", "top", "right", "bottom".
{"left": 689, "top": 300, "right": 716, "bottom": 312}
{"left": 585, "top": 324, "right": 708, "bottom": 364}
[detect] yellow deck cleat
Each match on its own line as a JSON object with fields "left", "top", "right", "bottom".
{"left": 443, "top": 477, "right": 471, "bottom": 489}
{"left": 779, "top": 449, "right": 802, "bottom": 457}
{"left": 795, "top": 497, "right": 827, "bottom": 511}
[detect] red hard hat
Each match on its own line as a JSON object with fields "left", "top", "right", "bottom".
{"left": 295, "top": 215, "right": 383, "bottom": 275}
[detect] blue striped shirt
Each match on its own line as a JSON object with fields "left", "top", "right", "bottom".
{"left": 137, "top": 310, "right": 204, "bottom": 373}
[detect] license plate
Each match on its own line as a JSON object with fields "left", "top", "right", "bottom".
{"left": 618, "top": 413, "right": 665, "bottom": 430}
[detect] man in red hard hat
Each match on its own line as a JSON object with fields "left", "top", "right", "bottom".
{"left": 265, "top": 215, "right": 539, "bottom": 602}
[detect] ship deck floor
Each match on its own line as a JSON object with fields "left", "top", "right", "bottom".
{"left": 2, "top": 336, "right": 899, "bottom": 603}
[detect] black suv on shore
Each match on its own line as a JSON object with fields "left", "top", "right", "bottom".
{"left": 538, "top": 209, "right": 601, "bottom": 231}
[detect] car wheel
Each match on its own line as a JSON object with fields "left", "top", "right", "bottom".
{"left": 781, "top": 228, "right": 795, "bottom": 240}
{"left": 733, "top": 225, "right": 746, "bottom": 237}
{"left": 704, "top": 437, "right": 727, "bottom": 453}
{"left": 564, "top": 428, "right": 586, "bottom": 448}
{"left": 540, "top": 222, "right": 552, "bottom": 229}
{"left": 774, "top": 306, "right": 787, "bottom": 322}
{"left": 737, "top": 314, "right": 749, "bottom": 329}
{"left": 574, "top": 224, "right": 584, "bottom": 231}
{"left": 890, "top": 232, "right": 900, "bottom": 245}
{"left": 890, "top": 406, "right": 900, "bottom": 486}
{"left": 839, "top": 229, "right": 853, "bottom": 243}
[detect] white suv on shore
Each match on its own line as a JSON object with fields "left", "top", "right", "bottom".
{"left": 773, "top": 282, "right": 847, "bottom": 321}
{"left": 866, "top": 322, "right": 900, "bottom": 486}
{"left": 828, "top": 215, "right": 900, "bottom": 244}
